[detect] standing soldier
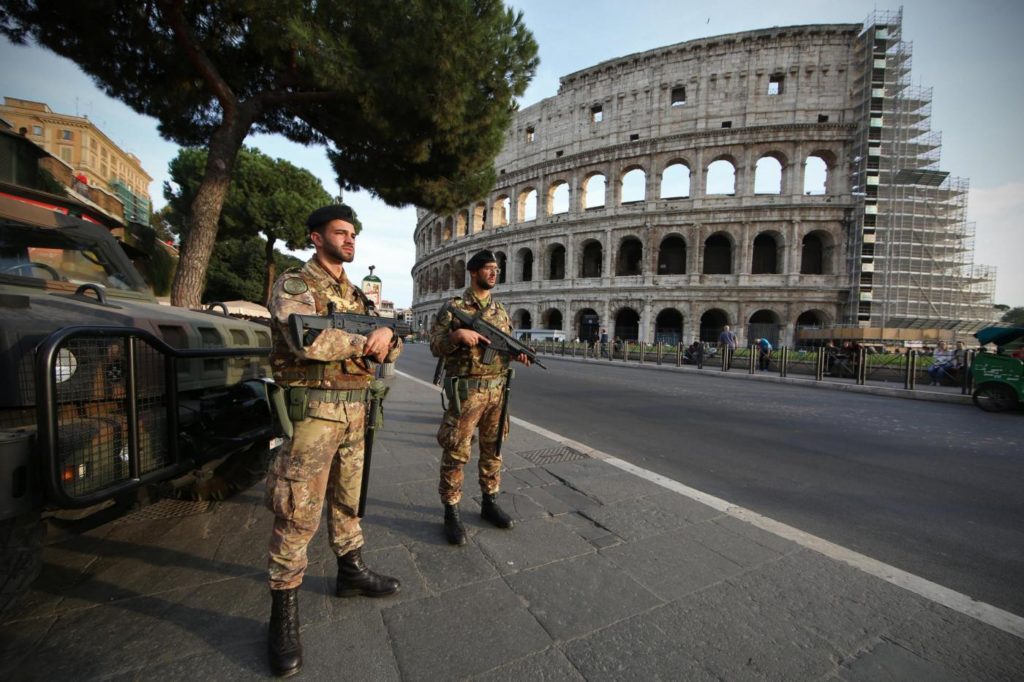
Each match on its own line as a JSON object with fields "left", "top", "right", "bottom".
{"left": 265, "top": 205, "right": 402, "bottom": 677}
{"left": 430, "top": 250, "right": 530, "bottom": 545}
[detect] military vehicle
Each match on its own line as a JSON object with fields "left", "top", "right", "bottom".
{"left": 0, "top": 186, "right": 285, "bottom": 615}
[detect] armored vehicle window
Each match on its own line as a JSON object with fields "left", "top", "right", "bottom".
{"left": 0, "top": 223, "right": 142, "bottom": 291}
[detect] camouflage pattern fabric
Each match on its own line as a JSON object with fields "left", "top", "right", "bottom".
{"left": 265, "top": 257, "right": 401, "bottom": 589}
{"left": 430, "top": 288, "right": 512, "bottom": 504}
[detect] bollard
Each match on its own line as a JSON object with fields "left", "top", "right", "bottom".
{"left": 656, "top": 342, "right": 663, "bottom": 365}
{"left": 697, "top": 346, "right": 704, "bottom": 369}
{"left": 676, "top": 344, "right": 682, "bottom": 367}
{"left": 639, "top": 342, "right": 645, "bottom": 364}
{"left": 779, "top": 346, "right": 788, "bottom": 377}
{"left": 961, "top": 349, "right": 975, "bottom": 395}
{"left": 721, "top": 346, "right": 729, "bottom": 371}
{"left": 856, "top": 346, "right": 867, "bottom": 385}
{"left": 904, "top": 349, "right": 917, "bottom": 390}
{"left": 815, "top": 349, "right": 824, "bottom": 381}
{"left": 748, "top": 345, "right": 756, "bottom": 374}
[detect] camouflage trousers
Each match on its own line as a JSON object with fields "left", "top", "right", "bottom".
{"left": 437, "top": 384, "right": 509, "bottom": 505}
{"left": 266, "top": 402, "right": 366, "bottom": 590}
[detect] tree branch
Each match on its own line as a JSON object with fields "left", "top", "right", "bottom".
{"left": 158, "top": 0, "right": 239, "bottom": 117}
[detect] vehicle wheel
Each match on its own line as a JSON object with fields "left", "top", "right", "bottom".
{"left": 0, "top": 511, "right": 46, "bottom": 617}
{"left": 171, "top": 442, "right": 276, "bottom": 501}
{"left": 972, "top": 383, "right": 1019, "bottom": 413}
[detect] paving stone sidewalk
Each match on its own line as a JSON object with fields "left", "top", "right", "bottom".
{"left": 2, "top": 375, "right": 1021, "bottom": 681}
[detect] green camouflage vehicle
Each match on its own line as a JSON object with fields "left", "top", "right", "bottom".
{"left": 0, "top": 187, "right": 285, "bottom": 614}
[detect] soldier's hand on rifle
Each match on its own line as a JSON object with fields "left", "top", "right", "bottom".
{"left": 364, "top": 327, "right": 394, "bottom": 362}
{"left": 515, "top": 353, "right": 531, "bottom": 366}
{"left": 450, "top": 329, "right": 490, "bottom": 348}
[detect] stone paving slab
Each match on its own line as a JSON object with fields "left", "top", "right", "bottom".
{"left": 1, "top": 374, "right": 1019, "bottom": 681}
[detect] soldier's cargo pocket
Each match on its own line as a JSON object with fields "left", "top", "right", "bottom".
{"left": 436, "top": 413, "right": 461, "bottom": 450}
{"left": 265, "top": 472, "right": 295, "bottom": 518}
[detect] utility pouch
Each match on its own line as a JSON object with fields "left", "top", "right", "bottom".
{"left": 287, "top": 387, "right": 309, "bottom": 422}
{"left": 444, "top": 377, "right": 462, "bottom": 417}
{"left": 458, "top": 379, "right": 469, "bottom": 402}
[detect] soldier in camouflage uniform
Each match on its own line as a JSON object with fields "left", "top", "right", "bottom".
{"left": 264, "top": 205, "right": 402, "bottom": 678}
{"left": 430, "top": 250, "right": 530, "bottom": 545}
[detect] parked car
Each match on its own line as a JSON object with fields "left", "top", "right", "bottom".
{"left": 0, "top": 187, "right": 285, "bottom": 615}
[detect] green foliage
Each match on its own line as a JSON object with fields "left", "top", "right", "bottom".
{"left": 204, "top": 236, "right": 302, "bottom": 303}
{"left": 128, "top": 223, "right": 178, "bottom": 296}
{"left": 1000, "top": 307, "right": 1024, "bottom": 325}
{"left": 3, "top": 0, "right": 538, "bottom": 212}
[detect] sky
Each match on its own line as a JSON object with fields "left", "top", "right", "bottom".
{"left": 1, "top": 0, "right": 1021, "bottom": 308}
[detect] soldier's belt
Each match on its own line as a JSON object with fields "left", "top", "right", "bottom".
{"left": 306, "top": 387, "right": 370, "bottom": 403}
{"left": 460, "top": 376, "right": 506, "bottom": 391}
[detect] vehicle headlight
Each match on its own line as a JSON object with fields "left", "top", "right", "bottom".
{"left": 55, "top": 348, "right": 78, "bottom": 383}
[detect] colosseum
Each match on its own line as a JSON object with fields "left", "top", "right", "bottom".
{"left": 410, "top": 9, "right": 994, "bottom": 348}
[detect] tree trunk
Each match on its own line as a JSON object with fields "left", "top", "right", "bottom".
{"left": 263, "top": 235, "right": 277, "bottom": 306}
{"left": 170, "top": 113, "right": 253, "bottom": 308}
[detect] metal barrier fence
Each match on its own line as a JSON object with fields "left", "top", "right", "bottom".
{"left": 533, "top": 340, "right": 976, "bottom": 395}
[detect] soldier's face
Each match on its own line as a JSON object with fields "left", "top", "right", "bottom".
{"left": 311, "top": 219, "right": 357, "bottom": 263}
{"left": 472, "top": 265, "right": 498, "bottom": 290}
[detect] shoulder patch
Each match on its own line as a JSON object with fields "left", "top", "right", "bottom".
{"left": 282, "top": 277, "right": 309, "bottom": 295}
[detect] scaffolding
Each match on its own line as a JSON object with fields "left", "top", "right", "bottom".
{"left": 845, "top": 9, "right": 996, "bottom": 331}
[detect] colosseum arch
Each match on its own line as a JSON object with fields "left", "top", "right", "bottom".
{"left": 613, "top": 306, "right": 640, "bottom": 341}
{"left": 657, "top": 235, "right": 687, "bottom": 275}
{"left": 518, "top": 187, "right": 538, "bottom": 222}
{"left": 620, "top": 166, "right": 646, "bottom": 204}
{"left": 699, "top": 308, "right": 730, "bottom": 343}
{"left": 516, "top": 247, "right": 534, "bottom": 282}
{"left": 702, "top": 232, "right": 734, "bottom": 274}
{"left": 452, "top": 259, "right": 466, "bottom": 289}
{"left": 575, "top": 308, "right": 600, "bottom": 343}
{"left": 747, "top": 309, "right": 782, "bottom": 346}
{"left": 751, "top": 230, "right": 785, "bottom": 275}
{"left": 472, "top": 202, "right": 486, "bottom": 233}
{"left": 546, "top": 243, "right": 566, "bottom": 280}
{"left": 541, "top": 307, "right": 564, "bottom": 330}
{"left": 582, "top": 172, "right": 607, "bottom": 209}
{"left": 753, "top": 154, "right": 785, "bottom": 195}
{"left": 429, "top": 267, "right": 439, "bottom": 293}
{"left": 705, "top": 158, "right": 737, "bottom": 195}
{"left": 494, "top": 251, "right": 507, "bottom": 284}
{"left": 493, "top": 194, "right": 510, "bottom": 227}
{"left": 660, "top": 161, "right": 691, "bottom": 199}
{"left": 616, "top": 236, "right": 643, "bottom": 276}
{"left": 655, "top": 308, "right": 684, "bottom": 345}
{"left": 433, "top": 221, "right": 442, "bottom": 248}
{"left": 440, "top": 263, "right": 451, "bottom": 291}
{"left": 795, "top": 308, "right": 831, "bottom": 329}
{"left": 456, "top": 210, "right": 468, "bottom": 238}
{"left": 512, "top": 308, "right": 532, "bottom": 330}
{"left": 443, "top": 217, "right": 454, "bottom": 242}
{"left": 801, "top": 229, "right": 836, "bottom": 274}
{"left": 804, "top": 149, "right": 838, "bottom": 195}
{"left": 547, "top": 180, "right": 569, "bottom": 215}
{"left": 579, "top": 239, "right": 603, "bottom": 278}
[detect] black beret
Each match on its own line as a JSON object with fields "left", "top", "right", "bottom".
{"left": 306, "top": 204, "right": 356, "bottom": 231}
{"left": 466, "top": 249, "right": 497, "bottom": 271}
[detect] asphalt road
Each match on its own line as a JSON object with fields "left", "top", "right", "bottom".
{"left": 397, "top": 343, "right": 1024, "bottom": 616}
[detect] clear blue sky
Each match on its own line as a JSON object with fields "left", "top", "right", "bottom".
{"left": 1, "top": 1, "right": 1021, "bottom": 308}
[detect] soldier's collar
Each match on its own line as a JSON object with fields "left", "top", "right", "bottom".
{"left": 308, "top": 257, "right": 350, "bottom": 286}
{"left": 463, "top": 287, "right": 491, "bottom": 310}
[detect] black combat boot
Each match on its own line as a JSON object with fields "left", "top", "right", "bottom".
{"left": 444, "top": 503, "right": 467, "bottom": 546}
{"left": 481, "top": 493, "right": 515, "bottom": 529}
{"left": 268, "top": 588, "right": 302, "bottom": 678}
{"left": 336, "top": 548, "right": 400, "bottom": 598}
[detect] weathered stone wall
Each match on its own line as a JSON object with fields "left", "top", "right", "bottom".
{"left": 411, "top": 23, "right": 865, "bottom": 347}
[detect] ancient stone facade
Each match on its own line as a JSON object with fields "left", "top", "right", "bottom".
{"left": 410, "top": 15, "right": 992, "bottom": 347}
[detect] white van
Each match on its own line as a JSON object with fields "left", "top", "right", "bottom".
{"left": 513, "top": 328, "right": 567, "bottom": 343}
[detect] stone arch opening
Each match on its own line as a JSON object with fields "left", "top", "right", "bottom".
{"left": 433, "top": 221, "right": 442, "bottom": 247}
{"left": 620, "top": 167, "right": 646, "bottom": 204}
{"left": 493, "top": 195, "right": 510, "bottom": 227}
{"left": 494, "top": 251, "right": 507, "bottom": 284}
{"left": 518, "top": 187, "right": 537, "bottom": 222}
{"left": 580, "top": 240, "right": 602, "bottom": 278}
{"left": 803, "top": 156, "right": 828, "bottom": 195}
{"left": 443, "top": 217, "right": 453, "bottom": 241}
{"left": 751, "top": 232, "right": 782, "bottom": 274}
{"left": 440, "top": 263, "right": 451, "bottom": 291}
{"left": 660, "top": 162, "right": 690, "bottom": 199}
{"left": 542, "top": 308, "right": 563, "bottom": 330}
{"left": 703, "top": 233, "right": 733, "bottom": 274}
{"left": 747, "top": 309, "right": 780, "bottom": 346}
{"left": 472, "top": 202, "right": 486, "bottom": 233}
{"left": 754, "top": 156, "right": 783, "bottom": 195}
{"left": 616, "top": 237, "right": 643, "bottom": 276}
{"left": 512, "top": 309, "right": 532, "bottom": 330}
{"left": 576, "top": 308, "right": 600, "bottom": 343}
{"left": 583, "top": 173, "right": 606, "bottom": 209}
{"left": 547, "top": 244, "right": 566, "bottom": 280}
{"left": 657, "top": 235, "right": 686, "bottom": 275}
{"left": 801, "top": 229, "right": 834, "bottom": 275}
{"left": 452, "top": 260, "right": 465, "bottom": 289}
{"left": 700, "top": 309, "right": 729, "bottom": 343}
{"left": 796, "top": 309, "right": 829, "bottom": 328}
{"left": 614, "top": 307, "right": 640, "bottom": 341}
{"left": 455, "top": 210, "right": 468, "bottom": 237}
{"left": 547, "top": 180, "right": 569, "bottom": 215}
{"left": 655, "top": 308, "right": 684, "bottom": 345}
{"left": 705, "top": 159, "right": 736, "bottom": 195}
{"left": 517, "top": 247, "right": 533, "bottom": 282}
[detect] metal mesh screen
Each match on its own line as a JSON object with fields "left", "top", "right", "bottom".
{"left": 51, "top": 335, "right": 170, "bottom": 498}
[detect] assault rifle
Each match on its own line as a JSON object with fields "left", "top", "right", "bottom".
{"left": 441, "top": 302, "right": 547, "bottom": 370}
{"left": 289, "top": 302, "right": 413, "bottom": 348}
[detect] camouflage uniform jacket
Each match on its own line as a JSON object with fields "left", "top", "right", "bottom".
{"left": 269, "top": 258, "right": 401, "bottom": 418}
{"left": 429, "top": 287, "right": 511, "bottom": 379}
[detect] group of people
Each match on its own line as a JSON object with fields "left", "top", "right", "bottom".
{"left": 264, "top": 205, "right": 527, "bottom": 677}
